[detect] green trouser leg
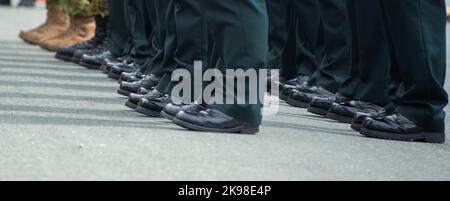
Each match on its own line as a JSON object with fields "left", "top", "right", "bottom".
{"left": 172, "top": 0, "right": 208, "bottom": 75}
{"left": 380, "top": 0, "right": 448, "bottom": 133}
{"left": 124, "top": 0, "right": 138, "bottom": 59}
{"left": 144, "top": 0, "right": 169, "bottom": 76}
{"left": 200, "top": 0, "right": 269, "bottom": 125}
{"left": 108, "top": 0, "right": 132, "bottom": 57}
{"left": 139, "top": 0, "right": 159, "bottom": 74}
{"left": 156, "top": 0, "right": 209, "bottom": 97}
{"left": 266, "top": 0, "right": 291, "bottom": 71}
{"left": 127, "top": 0, "right": 153, "bottom": 67}
{"left": 123, "top": 0, "right": 134, "bottom": 55}
{"left": 281, "top": 0, "right": 320, "bottom": 79}
{"left": 308, "top": 0, "right": 351, "bottom": 93}
{"left": 338, "top": 0, "right": 391, "bottom": 106}
{"left": 155, "top": 0, "right": 178, "bottom": 93}
{"left": 169, "top": 0, "right": 209, "bottom": 100}
{"left": 207, "top": 37, "right": 220, "bottom": 71}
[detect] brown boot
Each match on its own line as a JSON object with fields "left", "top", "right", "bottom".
{"left": 40, "top": 15, "right": 96, "bottom": 52}
{"left": 19, "top": 4, "right": 70, "bottom": 45}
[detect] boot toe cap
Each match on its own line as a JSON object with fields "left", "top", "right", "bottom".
{"left": 310, "top": 97, "right": 333, "bottom": 109}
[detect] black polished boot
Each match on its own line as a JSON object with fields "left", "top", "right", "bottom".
{"left": 72, "top": 44, "right": 106, "bottom": 64}
{"left": 137, "top": 87, "right": 151, "bottom": 95}
{"left": 55, "top": 41, "right": 98, "bottom": 62}
{"left": 307, "top": 93, "right": 349, "bottom": 116}
{"left": 135, "top": 93, "right": 171, "bottom": 117}
{"left": 327, "top": 100, "right": 383, "bottom": 123}
{"left": 351, "top": 109, "right": 393, "bottom": 131}
{"left": 108, "top": 63, "right": 139, "bottom": 80}
{"left": 125, "top": 89, "right": 162, "bottom": 110}
{"left": 360, "top": 113, "right": 445, "bottom": 143}
{"left": 286, "top": 85, "right": 334, "bottom": 108}
{"left": 103, "top": 55, "right": 131, "bottom": 66}
{"left": 72, "top": 49, "right": 87, "bottom": 64}
{"left": 278, "top": 75, "right": 310, "bottom": 101}
{"left": 117, "top": 74, "right": 160, "bottom": 97}
{"left": 80, "top": 51, "right": 115, "bottom": 69}
{"left": 172, "top": 108, "right": 260, "bottom": 134}
{"left": 55, "top": 15, "right": 108, "bottom": 62}
{"left": 101, "top": 56, "right": 133, "bottom": 75}
{"left": 161, "top": 103, "right": 205, "bottom": 120}
{"left": 74, "top": 37, "right": 111, "bottom": 64}
{"left": 119, "top": 71, "right": 146, "bottom": 82}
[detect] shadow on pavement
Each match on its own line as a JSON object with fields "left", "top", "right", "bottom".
{"left": 0, "top": 80, "right": 114, "bottom": 93}
{"left": 0, "top": 71, "right": 109, "bottom": 82}
{"left": 0, "top": 113, "right": 179, "bottom": 130}
{"left": 0, "top": 92, "right": 118, "bottom": 104}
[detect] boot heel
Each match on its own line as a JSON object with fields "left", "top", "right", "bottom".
{"left": 240, "top": 126, "right": 259, "bottom": 134}
{"left": 424, "top": 132, "right": 446, "bottom": 143}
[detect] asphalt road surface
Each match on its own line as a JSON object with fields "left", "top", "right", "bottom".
{"left": 1, "top": 6, "right": 450, "bottom": 181}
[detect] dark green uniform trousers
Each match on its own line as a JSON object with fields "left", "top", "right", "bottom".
{"left": 379, "top": 0, "right": 448, "bottom": 133}
{"left": 266, "top": 0, "right": 291, "bottom": 71}
{"left": 129, "top": 0, "right": 154, "bottom": 69}
{"left": 308, "top": 0, "right": 352, "bottom": 93}
{"left": 172, "top": 0, "right": 208, "bottom": 74}
{"left": 200, "top": 0, "right": 269, "bottom": 125}
{"left": 108, "top": 0, "right": 132, "bottom": 57}
{"left": 338, "top": 0, "right": 392, "bottom": 106}
{"left": 155, "top": 0, "right": 209, "bottom": 98}
{"left": 138, "top": 0, "right": 158, "bottom": 74}
{"left": 125, "top": 0, "right": 152, "bottom": 67}
{"left": 144, "top": 0, "right": 169, "bottom": 77}
{"left": 154, "top": 0, "right": 183, "bottom": 92}
{"left": 281, "top": 0, "right": 321, "bottom": 79}
{"left": 109, "top": 0, "right": 151, "bottom": 65}
{"left": 171, "top": 0, "right": 209, "bottom": 102}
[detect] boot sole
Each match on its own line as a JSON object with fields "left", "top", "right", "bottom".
{"left": 118, "top": 75, "right": 127, "bottom": 82}
{"left": 71, "top": 56, "right": 82, "bottom": 64}
{"left": 172, "top": 117, "right": 259, "bottom": 134}
{"left": 55, "top": 53, "right": 73, "bottom": 62}
{"left": 108, "top": 72, "right": 120, "bottom": 80}
{"left": 125, "top": 101, "right": 138, "bottom": 110}
{"left": 279, "top": 93, "right": 289, "bottom": 101}
{"left": 351, "top": 123, "right": 362, "bottom": 131}
{"left": 135, "top": 106, "right": 163, "bottom": 118}
{"left": 21, "top": 38, "right": 38, "bottom": 45}
{"left": 102, "top": 66, "right": 111, "bottom": 74}
{"left": 360, "top": 127, "right": 445, "bottom": 143}
{"left": 307, "top": 105, "right": 329, "bottom": 116}
{"left": 117, "top": 89, "right": 131, "bottom": 97}
{"left": 110, "top": 68, "right": 133, "bottom": 75}
{"left": 102, "top": 68, "right": 110, "bottom": 74}
{"left": 79, "top": 61, "right": 101, "bottom": 70}
{"left": 326, "top": 112, "right": 353, "bottom": 124}
{"left": 286, "top": 97, "right": 310, "bottom": 108}
{"left": 160, "top": 111, "right": 175, "bottom": 121}
{"left": 40, "top": 44, "right": 57, "bottom": 52}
